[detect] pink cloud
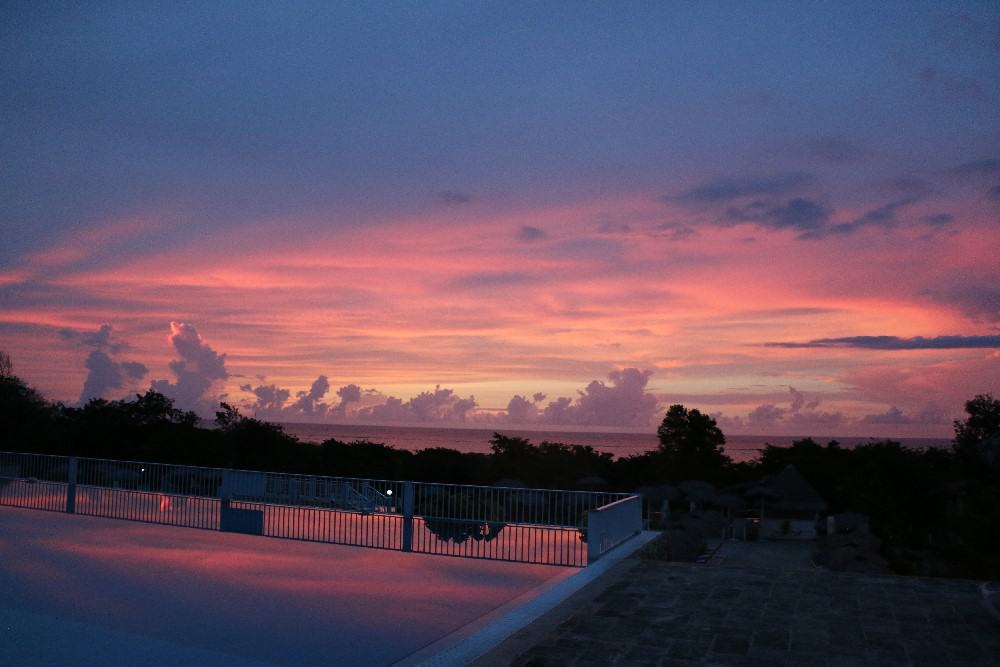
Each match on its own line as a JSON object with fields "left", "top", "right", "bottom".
{"left": 2, "top": 193, "right": 996, "bottom": 432}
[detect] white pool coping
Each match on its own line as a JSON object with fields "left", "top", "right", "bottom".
{"left": 398, "top": 530, "right": 659, "bottom": 666}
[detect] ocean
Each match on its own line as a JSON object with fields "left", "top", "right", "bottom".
{"left": 278, "top": 422, "right": 951, "bottom": 464}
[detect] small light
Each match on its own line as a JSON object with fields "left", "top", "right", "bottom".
{"left": 386, "top": 489, "right": 393, "bottom": 495}
{"left": 141, "top": 468, "right": 145, "bottom": 472}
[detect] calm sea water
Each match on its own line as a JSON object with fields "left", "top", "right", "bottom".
{"left": 279, "top": 422, "right": 951, "bottom": 464}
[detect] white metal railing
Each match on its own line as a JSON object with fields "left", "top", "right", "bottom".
{"left": 0, "top": 451, "right": 636, "bottom": 566}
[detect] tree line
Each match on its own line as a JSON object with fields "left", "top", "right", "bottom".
{"left": 1, "top": 362, "right": 998, "bottom": 578}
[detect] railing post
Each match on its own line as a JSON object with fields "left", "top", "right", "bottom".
{"left": 402, "top": 481, "right": 414, "bottom": 552}
{"left": 587, "top": 508, "right": 603, "bottom": 563}
{"left": 66, "top": 457, "right": 77, "bottom": 514}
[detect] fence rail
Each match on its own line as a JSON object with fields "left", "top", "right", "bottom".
{"left": 0, "top": 451, "right": 640, "bottom": 567}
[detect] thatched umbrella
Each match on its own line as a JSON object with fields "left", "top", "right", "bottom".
{"left": 636, "top": 483, "right": 681, "bottom": 518}
{"left": 636, "top": 483, "right": 680, "bottom": 504}
{"left": 716, "top": 493, "right": 745, "bottom": 518}
{"left": 767, "top": 465, "right": 827, "bottom": 515}
{"left": 713, "top": 492, "right": 746, "bottom": 540}
{"left": 746, "top": 484, "right": 781, "bottom": 525}
{"left": 679, "top": 479, "right": 717, "bottom": 511}
{"left": 745, "top": 464, "right": 826, "bottom": 530}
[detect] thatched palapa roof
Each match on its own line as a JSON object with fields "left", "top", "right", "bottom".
{"left": 749, "top": 464, "right": 827, "bottom": 514}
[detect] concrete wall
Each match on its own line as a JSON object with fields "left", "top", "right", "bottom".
{"left": 587, "top": 495, "right": 642, "bottom": 562}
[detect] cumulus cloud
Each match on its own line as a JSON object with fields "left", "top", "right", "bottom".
{"left": 504, "top": 395, "right": 536, "bottom": 423}
{"left": 242, "top": 383, "right": 291, "bottom": 418}
{"left": 710, "top": 411, "right": 745, "bottom": 433}
{"left": 80, "top": 351, "right": 148, "bottom": 404}
{"left": 334, "top": 383, "right": 363, "bottom": 417}
{"left": 668, "top": 172, "right": 814, "bottom": 204}
{"left": 766, "top": 334, "right": 1000, "bottom": 350}
{"left": 240, "top": 375, "right": 345, "bottom": 421}
{"left": 503, "top": 393, "right": 547, "bottom": 424}
{"left": 60, "top": 323, "right": 129, "bottom": 354}
{"left": 288, "top": 375, "right": 330, "bottom": 418}
{"left": 357, "top": 385, "right": 478, "bottom": 423}
{"left": 535, "top": 368, "right": 658, "bottom": 427}
{"left": 746, "top": 404, "right": 785, "bottom": 429}
{"left": 150, "top": 322, "right": 228, "bottom": 415}
{"left": 787, "top": 410, "right": 847, "bottom": 429}
{"left": 858, "top": 404, "right": 949, "bottom": 429}
{"left": 737, "top": 387, "right": 847, "bottom": 433}
{"left": 62, "top": 324, "right": 148, "bottom": 404}
{"left": 516, "top": 225, "right": 547, "bottom": 242}
{"left": 542, "top": 396, "right": 574, "bottom": 424}
{"left": 861, "top": 406, "right": 913, "bottom": 425}
{"left": 788, "top": 386, "right": 818, "bottom": 413}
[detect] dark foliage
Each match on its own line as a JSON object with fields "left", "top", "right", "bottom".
{"left": 952, "top": 393, "right": 1000, "bottom": 473}
{"left": 655, "top": 404, "right": 731, "bottom": 480}
{"left": 2, "top": 366, "right": 998, "bottom": 578}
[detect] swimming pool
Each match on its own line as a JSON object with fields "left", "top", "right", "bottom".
{"left": 0, "top": 505, "right": 576, "bottom": 666}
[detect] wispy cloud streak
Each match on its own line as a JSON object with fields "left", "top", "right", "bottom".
{"left": 766, "top": 335, "right": 1000, "bottom": 350}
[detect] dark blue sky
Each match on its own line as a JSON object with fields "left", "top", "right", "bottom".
{"left": 4, "top": 2, "right": 998, "bottom": 260}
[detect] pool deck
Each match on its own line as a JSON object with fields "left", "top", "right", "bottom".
{"left": 475, "top": 540, "right": 1000, "bottom": 666}
{"left": 5, "top": 505, "right": 998, "bottom": 666}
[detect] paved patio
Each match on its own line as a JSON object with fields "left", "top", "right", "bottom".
{"left": 476, "top": 540, "right": 1000, "bottom": 666}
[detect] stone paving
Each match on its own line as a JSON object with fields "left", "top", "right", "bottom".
{"left": 501, "top": 541, "right": 1000, "bottom": 666}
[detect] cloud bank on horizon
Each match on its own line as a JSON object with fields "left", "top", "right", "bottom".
{"left": 40, "top": 321, "right": 992, "bottom": 439}
{"left": 1, "top": 3, "right": 998, "bottom": 437}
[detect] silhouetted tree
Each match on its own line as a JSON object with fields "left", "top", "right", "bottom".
{"left": 215, "top": 402, "right": 244, "bottom": 430}
{"left": 0, "top": 370, "right": 57, "bottom": 451}
{"left": 128, "top": 390, "right": 199, "bottom": 427}
{"left": 489, "top": 433, "right": 534, "bottom": 457}
{"left": 655, "top": 404, "right": 730, "bottom": 481}
{"left": 0, "top": 350, "right": 13, "bottom": 378}
{"left": 953, "top": 393, "right": 1000, "bottom": 473}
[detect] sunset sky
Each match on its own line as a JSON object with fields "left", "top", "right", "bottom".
{"left": 2, "top": 2, "right": 998, "bottom": 437}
